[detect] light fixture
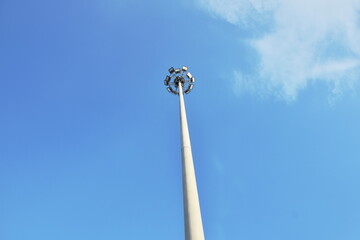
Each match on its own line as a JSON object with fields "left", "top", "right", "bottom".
{"left": 164, "top": 66, "right": 196, "bottom": 96}
{"left": 168, "top": 67, "right": 175, "bottom": 74}
{"left": 164, "top": 76, "right": 171, "bottom": 85}
{"left": 186, "top": 72, "right": 192, "bottom": 79}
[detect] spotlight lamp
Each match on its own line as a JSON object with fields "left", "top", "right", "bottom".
{"left": 186, "top": 72, "right": 192, "bottom": 79}
{"left": 164, "top": 76, "right": 171, "bottom": 86}
{"left": 163, "top": 66, "right": 196, "bottom": 95}
{"left": 168, "top": 67, "right": 175, "bottom": 74}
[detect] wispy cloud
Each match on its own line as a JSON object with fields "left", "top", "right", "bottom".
{"left": 198, "top": 0, "right": 360, "bottom": 101}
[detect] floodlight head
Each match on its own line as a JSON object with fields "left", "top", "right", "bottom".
{"left": 184, "top": 83, "right": 194, "bottom": 94}
{"left": 163, "top": 66, "right": 196, "bottom": 95}
{"left": 164, "top": 76, "right": 171, "bottom": 86}
{"left": 167, "top": 86, "right": 178, "bottom": 95}
{"left": 168, "top": 67, "right": 175, "bottom": 74}
{"left": 186, "top": 72, "right": 192, "bottom": 79}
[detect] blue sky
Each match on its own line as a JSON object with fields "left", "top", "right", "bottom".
{"left": 1, "top": 0, "right": 360, "bottom": 239}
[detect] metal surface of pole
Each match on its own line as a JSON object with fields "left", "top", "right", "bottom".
{"left": 179, "top": 84, "right": 204, "bottom": 240}
{"left": 163, "top": 66, "right": 204, "bottom": 240}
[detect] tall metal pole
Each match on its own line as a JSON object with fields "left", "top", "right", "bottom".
{"left": 164, "top": 66, "right": 204, "bottom": 240}
{"left": 178, "top": 84, "right": 205, "bottom": 240}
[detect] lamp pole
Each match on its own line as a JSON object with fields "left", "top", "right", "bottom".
{"left": 164, "top": 67, "right": 205, "bottom": 240}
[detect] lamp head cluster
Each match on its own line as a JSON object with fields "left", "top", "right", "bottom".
{"left": 164, "top": 66, "right": 195, "bottom": 95}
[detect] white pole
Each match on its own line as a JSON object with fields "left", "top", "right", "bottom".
{"left": 178, "top": 83, "right": 205, "bottom": 240}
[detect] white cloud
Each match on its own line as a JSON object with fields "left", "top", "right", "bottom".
{"left": 199, "top": 0, "right": 360, "bottom": 101}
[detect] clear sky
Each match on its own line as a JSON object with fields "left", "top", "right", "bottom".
{"left": 1, "top": 0, "right": 360, "bottom": 239}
